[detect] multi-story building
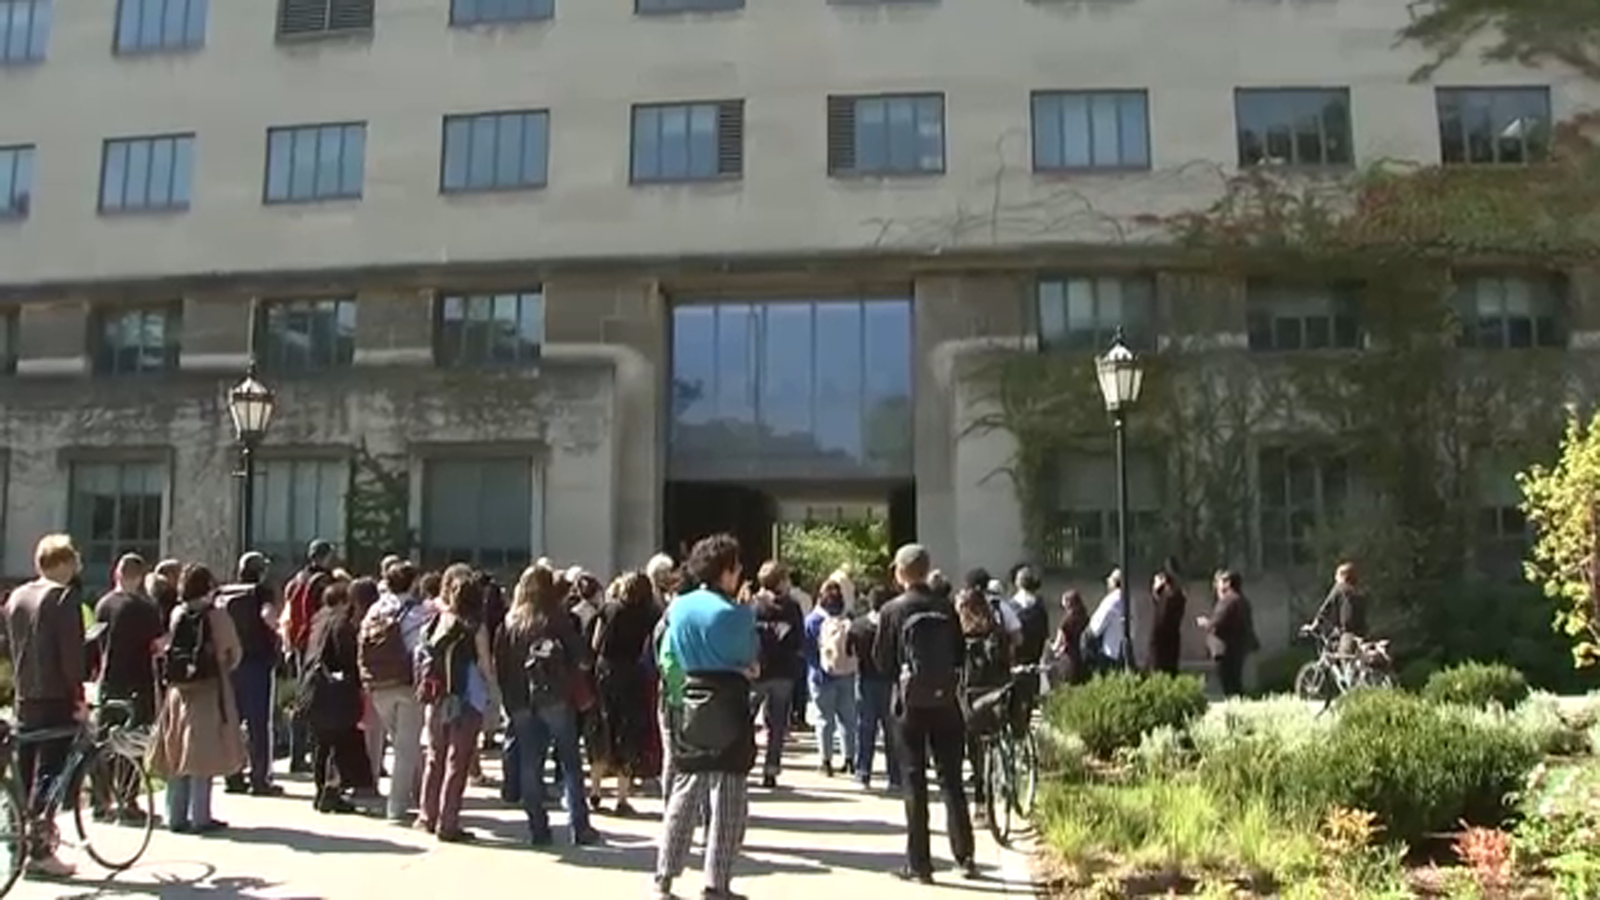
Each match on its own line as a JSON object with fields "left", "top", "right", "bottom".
{"left": 0, "top": 0, "right": 1590, "bottom": 654}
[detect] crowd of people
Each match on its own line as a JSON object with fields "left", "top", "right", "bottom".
{"left": 0, "top": 525, "right": 1292, "bottom": 896}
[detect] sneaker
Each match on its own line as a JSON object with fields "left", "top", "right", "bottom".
{"left": 528, "top": 829, "right": 554, "bottom": 847}
{"left": 820, "top": 761, "right": 834, "bottom": 778}
{"left": 958, "top": 859, "right": 981, "bottom": 880}
{"left": 437, "top": 829, "right": 477, "bottom": 844}
{"left": 614, "top": 800, "right": 637, "bottom": 818}
{"left": 573, "top": 826, "right": 602, "bottom": 846}
{"left": 223, "top": 776, "right": 249, "bottom": 795}
{"left": 169, "top": 821, "right": 194, "bottom": 834}
{"left": 117, "top": 807, "right": 151, "bottom": 827}
{"left": 25, "top": 855, "right": 74, "bottom": 879}
{"left": 843, "top": 760, "right": 857, "bottom": 776}
{"left": 195, "top": 819, "right": 229, "bottom": 834}
{"left": 760, "top": 774, "right": 777, "bottom": 789}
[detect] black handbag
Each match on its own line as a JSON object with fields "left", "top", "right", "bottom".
{"left": 674, "top": 671, "right": 756, "bottom": 775}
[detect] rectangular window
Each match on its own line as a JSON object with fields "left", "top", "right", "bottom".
{"left": 0, "top": 145, "right": 32, "bottom": 218}
{"left": 1037, "top": 275, "right": 1156, "bottom": 352}
{"left": 630, "top": 101, "right": 743, "bottom": 184}
{"left": 69, "top": 460, "right": 165, "bottom": 577}
{"left": 451, "top": 0, "right": 551, "bottom": 24}
{"left": 1246, "top": 281, "right": 1361, "bottom": 351}
{"left": 92, "top": 303, "right": 181, "bottom": 375}
{"left": 263, "top": 123, "right": 366, "bottom": 203}
{"left": 253, "top": 458, "right": 347, "bottom": 580}
{"left": 0, "top": 0, "right": 49, "bottom": 64}
{"left": 99, "top": 134, "right": 195, "bottom": 214}
{"left": 1031, "top": 90, "right": 1150, "bottom": 171}
{"left": 256, "top": 298, "right": 356, "bottom": 372}
{"left": 636, "top": 0, "right": 743, "bottom": 12}
{"left": 435, "top": 291, "right": 544, "bottom": 367}
{"left": 1454, "top": 273, "right": 1566, "bottom": 349}
{"left": 1438, "top": 87, "right": 1551, "bottom": 166}
{"left": 827, "top": 93, "right": 945, "bottom": 177}
{"left": 1474, "top": 457, "right": 1529, "bottom": 582}
{"left": 1235, "top": 88, "right": 1353, "bottom": 167}
{"left": 441, "top": 111, "right": 549, "bottom": 193}
{"left": 422, "top": 458, "right": 536, "bottom": 577}
{"left": 115, "top": 0, "right": 206, "bottom": 53}
{"left": 0, "top": 308, "right": 16, "bottom": 375}
{"left": 1043, "top": 451, "right": 1162, "bottom": 572}
{"left": 277, "top": 0, "right": 373, "bottom": 37}
{"left": 1259, "top": 447, "right": 1349, "bottom": 568}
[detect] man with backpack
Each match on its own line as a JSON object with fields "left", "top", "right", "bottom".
{"left": 280, "top": 539, "right": 336, "bottom": 774}
{"left": 359, "top": 560, "right": 430, "bottom": 824}
{"left": 804, "top": 578, "right": 858, "bottom": 778}
{"left": 873, "top": 544, "right": 977, "bottom": 885}
{"left": 220, "top": 552, "right": 283, "bottom": 797}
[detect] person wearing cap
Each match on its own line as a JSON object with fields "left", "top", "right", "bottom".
{"left": 221, "top": 552, "right": 283, "bottom": 796}
{"left": 94, "top": 553, "right": 164, "bottom": 729}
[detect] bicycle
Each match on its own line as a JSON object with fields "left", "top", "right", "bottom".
{"left": 0, "top": 698, "right": 157, "bottom": 897}
{"left": 968, "top": 664, "right": 1043, "bottom": 847}
{"left": 1293, "top": 625, "right": 1395, "bottom": 710}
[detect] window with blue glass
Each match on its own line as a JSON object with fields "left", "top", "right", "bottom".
{"left": 256, "top": 297, "right": 356, "bottom": 371}
{"left": 0, "top": 0, "right": 49, "bottom": 64}
{"left": 264, "top": 123, "right": 365, "bottom": 203}
{"left": 1454, "top": 273, "right": 1566, "bottom": 349}
{"left": 631, "top": 101, "right": 743, "bottom": 183}
{"left": 115, "top": 0, "right": 206, "bottom": 53}
{"left": 1246, "top": 281, "right": 1361, "bottom": 351}
{"left": 435, "top": 291, "right": 544, "bottom": 367}
{"left": 1437, "top": 87, "right": 1551, "bottom": 165}
{"left": 0, "top": 145, "right": 32, "bottom": 219}
{"left": 669, "top": 298, "right": 913, "bottom": 481}
{"left": 1236, "top": 88, "right": 1352, "bottom": 167}
{"left": 451, "top": 0, "right": 550, "bottom": 22}
{"left": 442, "top": 111, "right": 548, "bottom": 192}
{"left": 92, "top": 303, "right": 182, "bottom": 375}
{"left": 100, "top": 134, "right": 195, "bottom": 213}
{"left": 827, "top": 94, "right": 944, "bottom": 176}
{"left": 1037, "top": 275, "right": 1156, "bottom": 352}
{"left": 1032, "top": 90, "right": 1149, "bottom": 171}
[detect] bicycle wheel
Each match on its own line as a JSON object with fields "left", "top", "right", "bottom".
{"left": 983, "top": 741, "right": 1013, "bottom": 846}
{"left": 0, "top": 776, "right": 22, "bottom": 897}
{"left": 1012, "top": 728, "right": 1039, "bottom": 820}
{"left": 1293, "top": 661, "right": 1331, "bottom": 701}
{"left": 72, "top": 744, "right": 154, "bottom": 872}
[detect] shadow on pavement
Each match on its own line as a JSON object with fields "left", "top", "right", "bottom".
{"left": 52, "top": 866, "right": 320, "bottom": 900}
{"left": 209, "top": 825, "right": 427, "bottom": 856}
{"left": 744, "top": 813, "right": 906, "bottom": 837}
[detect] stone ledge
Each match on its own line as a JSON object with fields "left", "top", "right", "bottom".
{"left": 15, "top": 355, "right": 86, "bottom": 376}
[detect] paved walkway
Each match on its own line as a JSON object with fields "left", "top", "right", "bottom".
{"left": 11, "top": 735, "right": 1034, "bottom": 899}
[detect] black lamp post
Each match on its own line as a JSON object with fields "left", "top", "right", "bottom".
{"left": 1095, "top": 331, "right": 1145, "bottom": 670}
{"left": 227, "top": 362, "right": 276, "bottom": 560}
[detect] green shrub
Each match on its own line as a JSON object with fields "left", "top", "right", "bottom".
{"left": 1423, "top": 662, "right": 1531, "bottom": 709}
{"left": 1198, "top": 690, "right": 1539, "bottom": 845}
{"left": 1047, "top": 671, "right": 1208, "bottom": 758}
{"left": 1252, "top": 645, "right": 1317, "bottom": 697}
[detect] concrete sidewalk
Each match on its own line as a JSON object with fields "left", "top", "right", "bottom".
{"left": 11, "top": 736, "right": 1036, "bottom": 899}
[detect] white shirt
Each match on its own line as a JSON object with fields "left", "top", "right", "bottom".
{"left": 1088, "top": 588, "right": 1126, "bottom": 661}
{"left": 362, "top": 590, "right": 431, "bottom": 656}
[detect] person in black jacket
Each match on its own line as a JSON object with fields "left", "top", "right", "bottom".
{"left": 1147, "top": 558, "right": 1187, "bottom": 676}
{"left": 873, "top": 544, "right": 977, "bottom": 884}
{"left": 750, "top": 561, "right": 804, "bottom": 789}
{"left": 1009, "top": 566, "right": 1051, "bottom": 732}
{"left": 849, "top": 584, "right": 901, "bottom": 791}
{"left": 1312, "top": 561, "right": 1368, "bottom": 655}
{"left": 1198, "top": 569, "right": 1259, "bottom": 697}
{"left": 302, "top": 581, "right": 372, "bottom": 814}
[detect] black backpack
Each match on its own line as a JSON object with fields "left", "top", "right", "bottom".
{"left": 165, "top": 606, "right": 219, "bottom": 685}
{"left": 963, "top": 628, "right": 1009, "bottom": 692}
{"left": 899, "top": 609, "right": 960, "bottom": 709}
{"left": 523, "top": 633, "right": 571, "bottom": 706}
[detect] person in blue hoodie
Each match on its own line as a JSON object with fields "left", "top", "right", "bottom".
{"left": 803, "top": 578, "right": 858, "bottom": 777}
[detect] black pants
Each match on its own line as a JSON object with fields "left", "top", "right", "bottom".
{"left": 892, "top": 703, "right": 974, "bottom": 875}
{"left": 312, "top": 727, "right": 374, "bottom": 799}
{"left": 1216, "top": 653, "right": 1246, "bottom": 697}
{"left": 18, "top": 700, "right": 76, "bottom": 851}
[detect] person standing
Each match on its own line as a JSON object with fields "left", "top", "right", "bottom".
{"left": 1008, "top": 566, "right": 1051, "bottom": 728}
{"left": 652, "top": 534, "right": 757, "bottom": 900}
{"left": 750, "top": 562, "right": 803, "bottom": 789}
{"left": 1086, "top": 568, "right": 1129, "bottom": 671}
{"left": 94, "top": 553, "right": 163, "bottom": 729}
{"left": 1198, "top": 570, "right": 1259, "bottom": 697}
{"left": 415, "top": 564, "right": 498, "bottom": 843}
{"left": 301, "top": 581, "right": 372, "bottom": 814}
{"left": 360, "top": 560, "right": 429, "bottom": 824}
{"left": 804, "top": 578, "right": 858, "bottom": 777}
{"left": 3, "top": 535, "right": 88, "bottom": 878}
{"left": 1050, "top": 590, "right": 1091, "bottom": 687}
{"left": 1312, "top": 561, "right": 1368, "bottom": 655}
{"left": 850, "top": 585, "right": 901, "bottom": 791}
{"left": 874, "top": 544, "right": 977, "bottom": 884}
{"left": 149, "top": 564, "right": 247, "bottom": 834}
{"left": 1147, "top": 559, "right": 1187, "bottom": 676}
{"left": 220, "top": 552, "right": 283, "bottom": 796}
{"left": 280, "top": 540, "right": 336, "bottom": 774}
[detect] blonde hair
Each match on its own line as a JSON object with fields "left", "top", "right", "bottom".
{"left": 33, "top": 534, "right": 79, "bottom": 574}
{"left": 507, "top": 564, "right": 558, "bottom": 634}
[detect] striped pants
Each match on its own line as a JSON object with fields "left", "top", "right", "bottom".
{"left": 655, "top": 770, "right": 748, "bottom": 893}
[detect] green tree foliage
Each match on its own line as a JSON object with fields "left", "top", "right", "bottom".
{"left": 1521, "top": 411, "right": 1600, "bottom": 667}
{"left": 776, "top": 518, "right": 890, "bottom": 589}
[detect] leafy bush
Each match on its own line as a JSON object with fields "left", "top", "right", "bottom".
{"left": 1423, "top": 662, "right": 1531, "bottom": 709}
{"left": 1510, "top": 693, "right": 1592, "bottom": 757}
{"left": 1190, "top": 696, "right": 1329, "bottom": 760}
{"left": 1199, "top": 690, "right": 1539, "bottom": 845}
{"left": 1047, "top": 671, "right": 1208, "bottom": 758}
